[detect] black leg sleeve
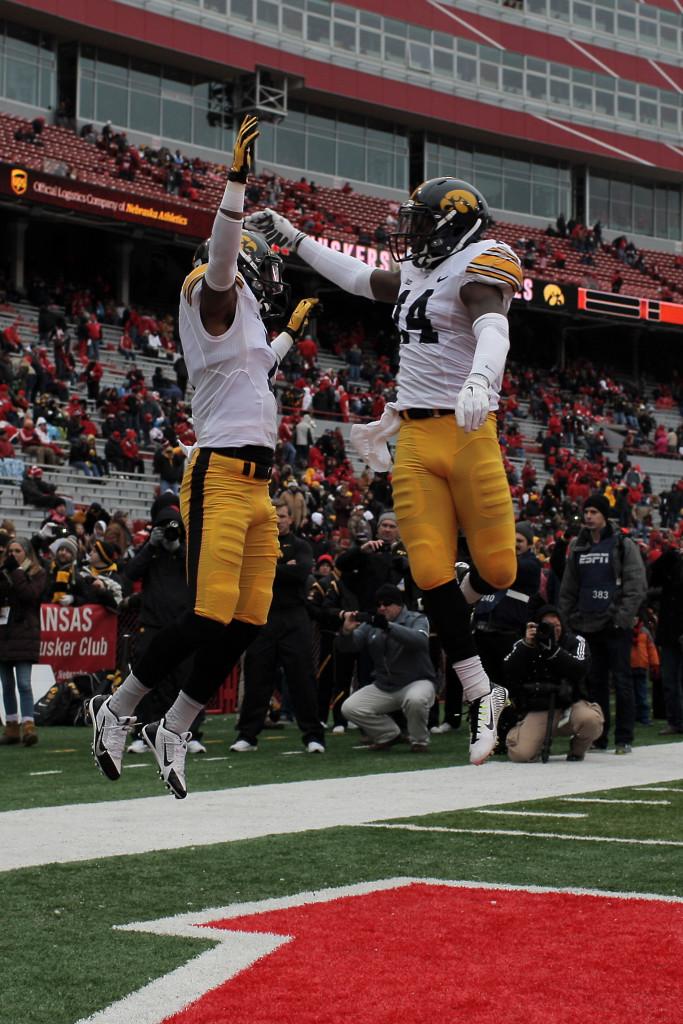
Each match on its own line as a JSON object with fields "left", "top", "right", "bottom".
{"left": 133, "top": 610, "right": 226, "bottom": 688}
{"left": 421, "top": 580, "right": 477, "bottom": 663}
{"left": 183, "top": 619, "right": 261, "bottom": 706}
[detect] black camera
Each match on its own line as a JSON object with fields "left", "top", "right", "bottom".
{"left": 351, "top": 612, "right": 373, "bottom": 624}
{"left": 536, "top": 620, "right": 555, "bottom": 644}
{"left": 163, "top": 521, "right": 181, "bottom": 542}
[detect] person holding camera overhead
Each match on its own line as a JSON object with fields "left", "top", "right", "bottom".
{"left": 0, "top": 537, "right": 47, "bottom": 747}
{"left": 337, "top": 584, "right": 436, "bottom": 752}
{"left": 503, "top": 605, "right": 603, "bottom": 762}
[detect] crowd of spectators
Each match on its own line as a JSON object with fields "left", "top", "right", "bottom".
{"left": 0, "top": 269, "right": 682, "bottom": 753}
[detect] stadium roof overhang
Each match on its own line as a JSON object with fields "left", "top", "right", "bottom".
{"left": 4, "top": 0, "right": 682, "bottom": 182}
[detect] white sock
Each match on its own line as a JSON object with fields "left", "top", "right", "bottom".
{"left": 453, "top": 656, "right": 491, "bottom": 702}
{"left": 109, "top": 674, "right": 151, "bottom": 717}
{"left": 460, "top": 573, "right": 483, "bottom": 606}
{"left": 164, "top": 691, "right": 204, "bottom": 735}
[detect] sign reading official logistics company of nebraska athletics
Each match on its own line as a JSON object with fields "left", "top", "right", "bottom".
{"left": 1, "top": 162, "right": 213, "bottom": 238}
{"left": 39, "top": 603, "right": 118, "bottom": 680}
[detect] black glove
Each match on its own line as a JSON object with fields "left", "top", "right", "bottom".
{"left": 3, "top": 554, "right": 19, "bottom": 572}
{"left": 371, "top": 612, "right": 389, "bottom": 630}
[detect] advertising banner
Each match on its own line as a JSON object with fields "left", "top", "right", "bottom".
{"left": 39, "top": 603, "right": 118, "bottom": 680}
{"left": 1, "top": 162, "right": 213, "bottom": 238}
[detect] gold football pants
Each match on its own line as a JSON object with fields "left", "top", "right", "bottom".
{"left": 391, "top": 413, "right": 516, "bottom": 592}
{"left": 180, "top": 449, "right": 279, "bottom": 626}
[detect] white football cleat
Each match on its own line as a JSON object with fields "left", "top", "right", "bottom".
{"left": 306, "top": 740, "right": 325, "bottom": 753}
{"left": 142, "top": 718, "right": 190, "bottom": 799}
{"left": 87, "top": 694, "right": 136, "bottom": 780}
{"left": 469, "top": 686, "right": 509, "bottom": 765}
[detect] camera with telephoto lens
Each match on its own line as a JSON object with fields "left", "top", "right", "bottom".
{"left": 163, "top": 521, "right": 181, "bottom": 542}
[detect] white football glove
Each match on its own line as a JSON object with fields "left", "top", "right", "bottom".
{"left": 245, "top": 208, "right": 305, "bottom": 251}
{"left": 349, "top": 404, "right": 400, "bottom": 473}
{"left": 455, "top": 374, "right": 490, "bottom": 433}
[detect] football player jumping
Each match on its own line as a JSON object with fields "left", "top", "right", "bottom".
{"left": 249, "top": 178, "right": 522, "bottom": 764}
{"left": 87, "top": 115, "right": 318, "bottom": 797}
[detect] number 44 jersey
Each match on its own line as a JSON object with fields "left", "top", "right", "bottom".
{"left": 392, "top": 239, "right": 522, "bottom": 412}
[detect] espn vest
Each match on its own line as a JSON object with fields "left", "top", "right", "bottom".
{"left": 576, "top": 535, "right": 620, "bottom": 614}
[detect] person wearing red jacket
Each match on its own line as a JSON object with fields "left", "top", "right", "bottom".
{"left": 121, "top": 429, "right": 145, "bottom": 474}
{"left": 630, "top": 615, "right": 660, "bottom": 726}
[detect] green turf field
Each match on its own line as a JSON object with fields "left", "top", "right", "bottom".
{"left": 2, "top": 717, "right": 682, "bottom": 1024}
{"left": 0, "top": 713, "right": 679, "bottom": 811}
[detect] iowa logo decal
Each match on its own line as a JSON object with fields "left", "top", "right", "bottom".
{"left": 543, "top": 283, "right": 565, "bottom": 307}
{"left": 440, "top": 188, "right": 477, "bottom": 215}
{"left": 74, "top": 878, "right": 683, "bottom": 1023}
{"left": 241, "top": 233, "right": 258, "bottom": 253}
{"left": 10, "top": 168, "right": 28, "bottom": 196}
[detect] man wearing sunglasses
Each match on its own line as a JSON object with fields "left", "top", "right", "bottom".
{"left": 337, "top": 584, "right": 435, "bottom": 752}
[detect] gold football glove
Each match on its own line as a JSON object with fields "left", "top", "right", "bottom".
{"left": 228, "top": 113, "right": 259, "bottom": 183}
{"left": 286, "top": 298, "right": 319, "bottom": 341}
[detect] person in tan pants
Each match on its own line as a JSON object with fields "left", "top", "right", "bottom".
{"left": 504, "top": 606, "right": 604, "bottom": 762}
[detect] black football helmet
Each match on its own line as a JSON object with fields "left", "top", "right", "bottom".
{"left": 388, "top": 177, "right": 490, "bottom": 269}
{"left": 192, "top": 229, "right": 290, "bottom": 326}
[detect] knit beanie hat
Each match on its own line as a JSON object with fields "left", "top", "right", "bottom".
{"left": 515, "top": 521, "right": 534, "bottom": 545}
{"left": 375, "top": 583, "right": 404, "bottom": 606}
{"left": 583, "top": 492, "right": 611, "bottom": 521}
{"left": 50, "top": 535, "right": 79, "bottom": 559}
{"left": 94, "top": 540, "right": 118, "bottom": 566}
{"left": 377, "top": 511, "right": 397, "bottom": 527}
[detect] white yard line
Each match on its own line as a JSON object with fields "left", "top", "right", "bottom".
{"left": 633, "top": 787, "right": 683, "bottom": 793}
{"left": 1, "top": 742, "right": 682, "bottom": 872}
{"left": 28, "top": 770, "right": 62, "bottom": 777}
{"left": 361, "top": 824, "right": 683, "bottom": 847}
{"left": 561, "top": 797, "right": 670, "bottom": 806}
{"left": 475, "top": 809, "right": 586, "bottom": 819}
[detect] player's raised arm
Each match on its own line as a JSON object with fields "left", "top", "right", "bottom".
{"left": 246, "top": 208, "right": 400, "bottom": 304}
{"left": 198, "top": 114, "right": 259, "bottom": 335}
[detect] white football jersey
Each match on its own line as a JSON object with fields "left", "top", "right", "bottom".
{"left": 393, "top": 239, "right": 522, "bottom": 411}
{"left": 179, "top": 266, "right": 278, "bottom": 449}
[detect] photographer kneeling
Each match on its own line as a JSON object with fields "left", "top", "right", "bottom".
{"left": 338, "top": 584, "right": 435, "bottom": 752}
{"left": 504, "top": 605, "right": 604, "bottom": 762}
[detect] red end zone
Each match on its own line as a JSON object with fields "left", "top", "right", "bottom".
{"left": 166, "top": 882, "right": 683, "bottom": 1024}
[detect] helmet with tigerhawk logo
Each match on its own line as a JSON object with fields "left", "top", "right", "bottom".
{"left": 389, "top": 177, "right": 490, "bottom": 269}
{"left": 192, "top": 229, "right": 291, "bottom": 326}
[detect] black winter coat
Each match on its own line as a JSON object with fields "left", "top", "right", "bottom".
{"left": 650, "top": 549, "right": 683, "bottom": 647}
{"left": 0, "top": 565, "right": 46, "bottom": 663}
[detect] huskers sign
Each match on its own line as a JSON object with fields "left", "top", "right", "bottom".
{"left": 39, "top": 604, "right": 118, "bottom": 680}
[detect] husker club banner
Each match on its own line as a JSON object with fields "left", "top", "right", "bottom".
{"left": 39, "top": 604, "right": 118, "bottom": 680}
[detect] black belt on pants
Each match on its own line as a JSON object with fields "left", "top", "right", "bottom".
{"left": 399, "top": 408, "right": 456, "bottom": 421}
{"left": 204, "top": 445, "right": 273, "bottom": 480}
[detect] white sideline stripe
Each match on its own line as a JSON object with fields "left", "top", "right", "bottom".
{"left": 561, "top": 797, "right": 670, "bottom": 806}
{"left": 73, "top": 877, "right": 683, "bottom": 1024}
{"left": 1, "top": 742, "right": 682, "bottom": 871}
{"left": 634, "top": 787, "right": 683, "bottom": 793}
{"left": 360, "top": 824, "right": 683, "bottom": 847}
{"left": 475, "top": 809, "right": 586, "bottom": 819}
{"left": 29, "top": 770, "right": 62, "bottom": 776}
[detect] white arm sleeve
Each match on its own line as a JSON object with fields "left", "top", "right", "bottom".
{"left": 270, "top": 332, "right": 294, "bottom": 365}
{"left": 297, "top": 236, "right": 375, "bottom": 299}
{"left": 470, "top": 312, "right": 510, "bottom": 387}
{"left": 204, "top": 182, "right": 244, "bottom": 292}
